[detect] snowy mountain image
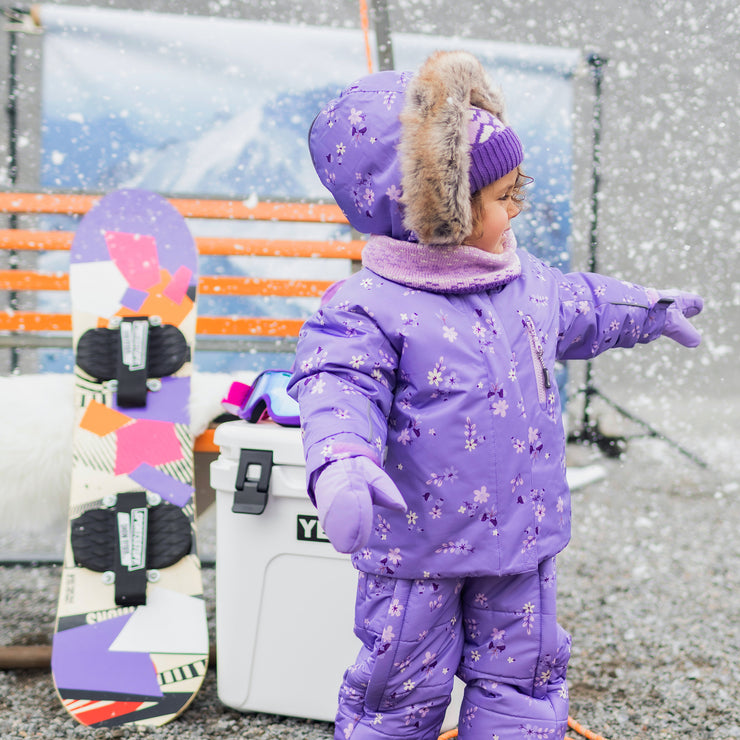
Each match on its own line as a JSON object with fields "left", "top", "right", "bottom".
{"left": 114, "top": 87, "right": 337, "bottom": 200}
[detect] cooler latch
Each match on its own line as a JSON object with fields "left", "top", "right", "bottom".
{"left": 233, "top": 448, "right": 273, "bottom": 515}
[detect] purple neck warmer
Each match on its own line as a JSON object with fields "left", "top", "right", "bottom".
{"left": 361, "top": 231, "right": 522, "bottom": 294}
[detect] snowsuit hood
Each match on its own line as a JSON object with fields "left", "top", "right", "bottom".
{"left": 308, "top": 69, "right": 412, "bottom": 241}
{"left": 308, "top": 51, "right": 518, "bottom": 244}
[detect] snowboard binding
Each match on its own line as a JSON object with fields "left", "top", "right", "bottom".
{"left": 70, "top": 490, "right": 193, "bottom": 606}
{"left": 76, "top": 316, "right": 190, "bottom": 407}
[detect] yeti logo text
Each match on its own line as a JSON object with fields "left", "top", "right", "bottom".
{"left": 296, "top": 514, "right": 330, "bottom": 543}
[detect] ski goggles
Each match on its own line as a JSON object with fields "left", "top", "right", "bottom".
{"left": 222, "top": 369, "right": 300, "bottom": 426}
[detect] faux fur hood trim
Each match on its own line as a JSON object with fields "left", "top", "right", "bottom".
{"left": 399, "top": 50, "right": 509, "bottom": 246}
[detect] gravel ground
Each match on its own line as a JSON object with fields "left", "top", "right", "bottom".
{"left": 1, "top": 422, "right": 739, "bottom": 740}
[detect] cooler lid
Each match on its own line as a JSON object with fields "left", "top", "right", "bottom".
{"left": 213, "top": 419, "right": 304, "bottom": 467}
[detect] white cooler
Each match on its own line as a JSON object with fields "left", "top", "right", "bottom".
{"left": 210, "top": 419, "right": 462, "bottom": 727}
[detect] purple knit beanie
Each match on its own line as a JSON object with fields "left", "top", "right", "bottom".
{"left": 467, "top": 107, "right": 523, "bottom": 194}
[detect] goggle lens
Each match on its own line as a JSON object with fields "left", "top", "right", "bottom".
{"left": 241, "top": 370, "right": 300, "bottom": 426}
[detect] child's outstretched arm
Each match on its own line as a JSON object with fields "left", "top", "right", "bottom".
{"left": 556, "top": 270, "right": 703, "bottom": 360}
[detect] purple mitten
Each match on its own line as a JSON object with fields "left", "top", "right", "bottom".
{"left": 314, "top": 457, "right": 407, "bottom": 553}
{"left": 653, "top": 290, "right": 704, "bottom": 347}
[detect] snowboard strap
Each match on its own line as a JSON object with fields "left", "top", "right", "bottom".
{"left": 116, "top": 317, "right": 150, "bottom": 407}
{"left": 70, "top": 493, "right": 193, "bottom": 607}
{"left": 75, "top": 318, "right": 190, "bottom": 407}
{"left": 113, "top": 490, "right": 150, "bottom": 606}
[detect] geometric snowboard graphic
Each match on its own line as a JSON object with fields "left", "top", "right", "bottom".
{"left": 52, "top": 189, "right": 206, "bottom": 728}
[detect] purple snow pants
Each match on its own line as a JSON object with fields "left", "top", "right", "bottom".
{"left": 335, "top": 557, "right": 570, "bottom": 740}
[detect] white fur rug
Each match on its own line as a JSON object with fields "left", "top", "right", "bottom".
{"left": 0, "top": 371, "right": 254, "bottom": 534}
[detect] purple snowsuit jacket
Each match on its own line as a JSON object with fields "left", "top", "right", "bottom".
{"left": 288, "top": 236, "right": 668, "bottom": 580}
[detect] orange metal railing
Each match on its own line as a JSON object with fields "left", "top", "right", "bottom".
{"left": 0, "top": 192, "right": 362, "bottom": 338}
{"left": 0, "top": 192, "right": 361, "bottom": 451}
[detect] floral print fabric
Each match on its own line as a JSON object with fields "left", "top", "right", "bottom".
{"left": 289, "top": 248, "right": 665, "bottom": 580}
{"left": 336, "top": 558, "right": 569, "bottom": 739}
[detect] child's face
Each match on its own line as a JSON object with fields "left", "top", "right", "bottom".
{"left": 466, "top": 169, "right": 521, "bottom": 254}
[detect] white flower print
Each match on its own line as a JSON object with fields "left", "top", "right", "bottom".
{"left": 521, "top": 602, "right": 535, "bottom": 634}
{"left": 443, "top": 325, "right": 458, "bottom": 342}
{"left": 400, "top": 312, "right": 420, "bottom": 328}
{"left": 378, "top": 348, "right": 395, "bottom": 368}
{"left": 488, "top": 627, "right": 506, "bottom": 659}
{"left": 397, "top": 428, "right": 412, "bottom": 445}
{"left": 426, "top": 466, "right": 458, "bottom": 487}
{"left": 519, "top": 724, "right": 555, "bottom": 738}
{"left": 427, "top": 357, "right": 446, "bottom": 386}
{"left": 350, "top": 354, "right": 366, "bottom": 368}
{"left": 435, "top": 539, "right": 474, "bottom": 555}
{"left": 386, "top": 184, "right": 402, "bottom": 201}
{"left": 464, "top": 417, "right": 484, "bottom": 451}
{"left": 521, "top": 527, "right": 537, "bottom": 553}
{"left": 528, "top": 427, "right": 543, "bottom": 458}
{"left": 474, "top": 486, "right": 490, "bottom": 504}
{"left": 461, "top": 705, "right": 478, "bottom": 729}
{"left": 386, "top": 548, "right": 402, "bottom": 566}
{"left": 376, "top": 514, "right": 392, "bottom": 541}
{"left": 492, "top": 398, "right": 509, "bottom": 416}
{"left": 422, "top": 650, "right": 437, "bottom": 667}
{"left": 465, "top": 617, "right": 481, "bottom": 639}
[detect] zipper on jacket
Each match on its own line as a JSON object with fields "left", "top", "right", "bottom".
{"left": 524, "top": 315, "right": 551, "bottom": 406}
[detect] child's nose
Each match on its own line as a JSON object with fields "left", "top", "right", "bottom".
{"left": 507, "top": 201, "right": 521, "bottom": 219}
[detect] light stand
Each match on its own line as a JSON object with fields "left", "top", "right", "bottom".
{"left": 568, "top": 54, "right": 707, "bottom": 469}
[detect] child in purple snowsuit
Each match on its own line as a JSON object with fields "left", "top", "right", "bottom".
{"left": 288, "top": 50, "right": 703, "bottom": 740}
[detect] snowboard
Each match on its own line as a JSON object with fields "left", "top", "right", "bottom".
{"left": 51, "top": 189, "right": 208, "bottom": 728}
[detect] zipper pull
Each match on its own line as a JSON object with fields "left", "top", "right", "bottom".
{"left": 542, "top": 365, "right": 552, "bottom": 389}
